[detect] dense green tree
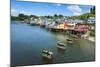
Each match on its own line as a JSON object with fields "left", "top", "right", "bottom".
{"left": 18, "top": 13, "right": 29, "bottom": 20}
{"left": 90, "top": 6, "right": 95, "bottom": 14}
{"left": 30, "top": 15, "right": 38, "bottom": 19}
{"left": 18, "top": 14, "right": 25, "bottom": 17}
{"left": 54, "top": 14, "right": 58, "bottom": 17}
{"left": 59, "top": 15, "right": 63, "bottom": 18}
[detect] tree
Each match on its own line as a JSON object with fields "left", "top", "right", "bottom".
{"left": 18, "top": 13, "right": 29, "bottom": 21}
{"left": 54, "top": 14, "right": 58, "bottom": 17}
{"left": 90, "top": 6, "right": 95, "bottom": 14}
{"left": 30, "top": 15, "right": 38, "bottom": 19}
{"left": 59, "top": 14, "right": 63, "bottom": 18}
{"left": 53, "top": 14, "right": 58, "bottom": 19}
{"left": 18, "top": 14, "right": 25, "bottom": 17}
{"left": 92, "top": 6, "right": 95, "bottom": 14}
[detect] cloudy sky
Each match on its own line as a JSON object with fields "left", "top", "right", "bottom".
{"left": 11, "top": 0, "right": 94, "bottom": 16}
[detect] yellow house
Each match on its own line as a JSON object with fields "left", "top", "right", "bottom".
{"left": 57, "top": 23, "right": 65, "bottom": 29}
{"left": 56, "top": 22, "right": 75, "bottom": 30}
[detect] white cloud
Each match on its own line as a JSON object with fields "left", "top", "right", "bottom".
{"left": 73, "top": 12, "right": 82, "bottom": 15}
{"left": 86, "top": 9, "right": 90, "bottom": 13}
{"left": 11, "top": 9, "right": 32, "bottom": 16}
{"left": 67, "top": 5, "right": 82, "bottom": 15}
{"left": 20, "top": 10, "right": 32, "bottom": 15}
{"left": 11, "top": 9, "right": 16, "bottom": 13}
{"left": 11, "top": 9, "right": 19, "bottom": 16}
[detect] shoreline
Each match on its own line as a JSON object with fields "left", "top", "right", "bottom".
{"left": 87, "top": 36, "right": 95, "bottom": 42}
{"left": 12, "top": 21, "right": 95, "bottom": 42}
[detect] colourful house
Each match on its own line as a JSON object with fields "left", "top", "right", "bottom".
{"left": 57, "top": 23, "right": 65, "bottom": 29}
{"left": 56, "top": 22, "right": 75, "bottom": 30}
{"left": 74, "top": 23, "right": 91, "bottom": 32}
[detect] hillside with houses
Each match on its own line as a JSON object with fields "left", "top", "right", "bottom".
{"left": 11, "top": 6, "right": 95, "bottom": 40}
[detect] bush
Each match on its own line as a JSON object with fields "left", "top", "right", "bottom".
{"left": 90, "top": 30, "right": 95, "bottom": 36}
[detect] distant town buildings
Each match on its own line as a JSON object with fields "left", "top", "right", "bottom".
{"left": 87, "top": 17, "right": 95, "bottom": 23}
{"left": 68, "top": 19, "right": 85, "bottom": 24}
{"left": 29, "top": 16, "right": 95, "bottom": 33}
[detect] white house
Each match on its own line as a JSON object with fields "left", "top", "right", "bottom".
{"left": 67, "top": 19, "right": 84, "bottom": 24}
{"left": 87, "top": 17, "right": 95, "bottom": 23}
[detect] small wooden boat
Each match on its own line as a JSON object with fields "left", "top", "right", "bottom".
{"left": 71, "top": 35, "right": 79, "bottom": 40}
{"left": 57, "top": 42, "right": 66, "bottom": 50}
{"left": 66, "top": 38, "right": 73, "bottom": 44}
{"left": 42, "top": 49, "right": 53, "bottom": 59}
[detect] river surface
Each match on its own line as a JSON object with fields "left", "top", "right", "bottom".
{"left": 11, "top": 21, "right": 95, "bottom": 66}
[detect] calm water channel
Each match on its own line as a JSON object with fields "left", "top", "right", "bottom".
{"left": 11, "top": 21, "right": 95, "bottom": 66}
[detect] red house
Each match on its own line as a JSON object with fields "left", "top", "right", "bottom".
{"left": 74, "top": 23, "right": 91, "bottom": 32}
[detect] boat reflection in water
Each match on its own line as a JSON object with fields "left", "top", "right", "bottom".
{"left": 42, "top": 58, "right": 53, "bottom": 64}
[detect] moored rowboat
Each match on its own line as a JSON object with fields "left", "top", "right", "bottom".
{"left": 57, "top": 42, "right": 66, "bottom": 50}
{"left": 42, "top": 49, "right": 53, "bottom": 59}
{"left": 66, "top": 38, "right": 73, "bottom": 44}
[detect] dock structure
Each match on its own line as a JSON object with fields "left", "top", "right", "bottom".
{"left": 47, "top": 22, "right": 75, "bottom": 32}
{"left": 48, "top": 27, "right": 67, "bottom": 32}
{"left": 47, "top": 22, "right": 91, "bottom": 38}
{"left": 29, "top": 18, "right": 91, "bottom": 38}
